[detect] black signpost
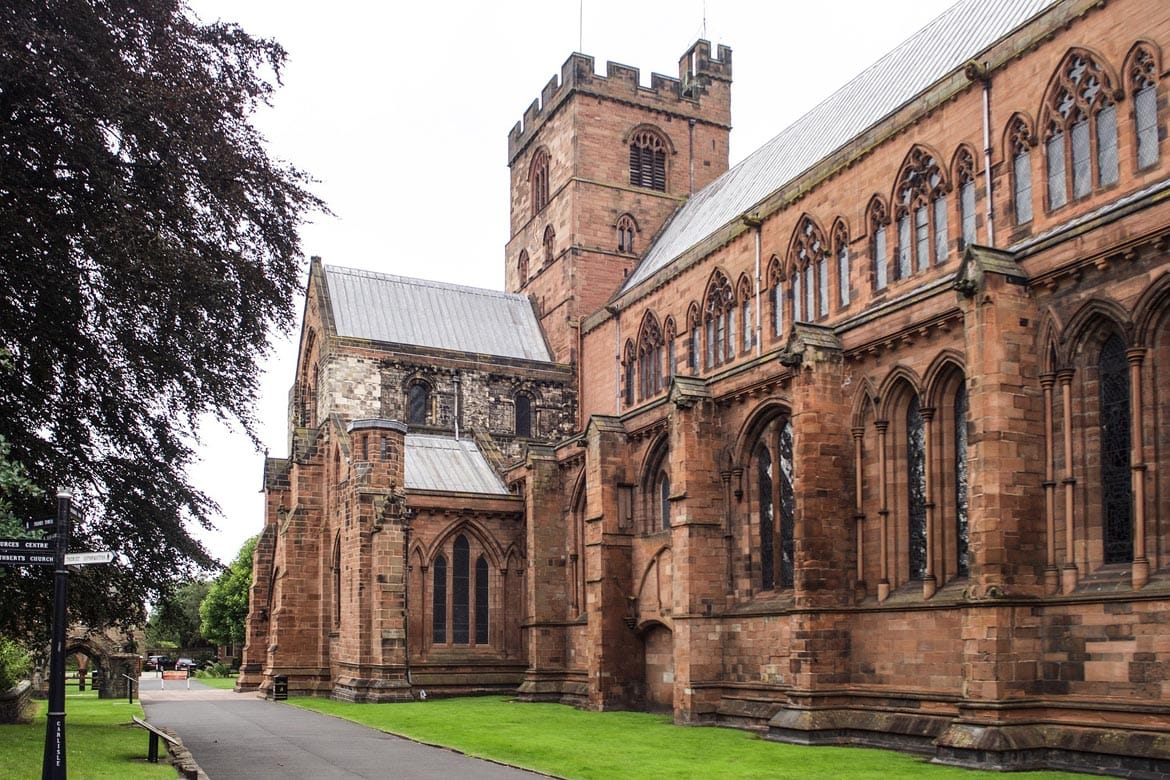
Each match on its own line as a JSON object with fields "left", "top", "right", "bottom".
{"left": 0, "top": 489, "right": 112, "bottom": 779}
{"left": 41, "top": 489, "right": 71, "bottom": 780}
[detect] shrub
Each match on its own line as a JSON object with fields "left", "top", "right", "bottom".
{"left": 196, "top": 661, "right": 233, "bottom": 678}
{"left": 0, "top": 637, "right": 31, "bottom": 691}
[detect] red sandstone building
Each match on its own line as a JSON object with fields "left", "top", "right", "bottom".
{"left": 241, "top": 0, "right": 1170, "bottom": 772}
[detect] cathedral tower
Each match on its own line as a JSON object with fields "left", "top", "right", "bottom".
{"left": 505, "top": 41, "right": 732, "bottom": 366}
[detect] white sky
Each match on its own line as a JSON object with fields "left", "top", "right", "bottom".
{"left": 185, "top": 0, "right": 957, "bottom": 566}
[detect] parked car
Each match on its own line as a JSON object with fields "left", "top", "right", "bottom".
{"left": 174, "top": 657, "right": 197, "bottom": 672}
{"left": 146, "top": 655, "right": 173, "bottom": 671}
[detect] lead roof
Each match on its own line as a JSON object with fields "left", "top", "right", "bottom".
{"left": 323, "top": 265, "right": 553, "bottom": 363}
{"left": 620, "top": 0, "right": 1061, "bottom": 295}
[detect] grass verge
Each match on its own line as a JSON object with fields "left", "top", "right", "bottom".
{"left": 0, "top": 689, "right": 175, "bottom": 780}
{"left": 191, "top": 675, "right": 237, "bottom": 690}
{"left": 292, "top": 696, "right": 1091, "bottom": 780}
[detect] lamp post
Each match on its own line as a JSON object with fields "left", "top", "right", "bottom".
{"left": 41, "top": 488, "right": 71, "bottom": 780}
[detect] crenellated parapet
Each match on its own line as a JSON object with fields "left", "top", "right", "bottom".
{"left": 508, "top": 39, "right": 731, "bottom": 162}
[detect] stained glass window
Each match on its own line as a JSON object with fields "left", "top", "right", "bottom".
{"left": 908, "top": 396, "right": 927, "bottom": 580}
{"left": 1099, "top": 335, "right": 1132, "bottom": 564}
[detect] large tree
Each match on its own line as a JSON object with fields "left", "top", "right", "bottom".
{"left": 146, "top": 578, "right": 211, "bottom": 649}
{"left": 0, "top": 0, "right": 322, "bottom": 641}
{"left": 199, "top": 536, "right": 255, "bottom": 650}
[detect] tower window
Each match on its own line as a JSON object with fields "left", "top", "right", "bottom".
{"left": 617, "top": 214, "right": 637, "bottom": 253}
{"left": 629, "top": 129, "right": 667, "bottom": 191}
{"left": 531, "top": 148, "right": 550, "bottom": 216}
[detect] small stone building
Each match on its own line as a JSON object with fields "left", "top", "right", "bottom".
{"left": 244, "top": 0, "right": 1170, "bottom": 772}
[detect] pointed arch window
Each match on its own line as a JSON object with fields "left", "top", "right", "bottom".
{"left": 755, "top": 416, "right": 794, "bottom": 591}
{"left": 663, "top": 317, "right": 677, "bottom": 384}
{"left": 630, "top": 128, "right": 667, "bottom": 191}
{"left": 432, "top": 554, "right": 447, "bottom": 643}
{"left": 907, "top": 396, "right": 927, "bottom": 580}
{"left": 1009, "top": 118, "right": 1034, "bottom": 224}
{"left": 894, "top": 148, "right": 948, "bottom": 278}
{"left": 869, "top": 199, "right": 889, "bottom": 291}
{"left": 956, "top": 149, "right": 977, "bottom": 250}
{"left": 432, "top": 535, "right": 491, "bottom": 647}
{"left": 1099, "top": 334, "right": 1132, "bottom": 563}
{"left": 687, "top": 305, "right": 701, "bottom": 374}
{"left": 738, "top": 278, "right": 754, "bottom": 353}
{"left": 475, "top": 556, "right": 489, "bottom": 645}
{"left": 617, "top": 214, "right": 637, "bottom": 253}
{"left": 789, "top": 217, "right": 827, "bottom": 321}
{"left": 543, "top": 225, "right": 556, "bottom": 265}
{"left": 767, "top": 259, "right": 785, "bottom": 339}
{"left": 1045, "top": 51, "right": 1119, "bottom": 209}
{"left": 332, "top": 534, "right": 341, "bottom": 627}
{"left": 954, "top": 383, "right": 969, "bottom": 577}
{"left": 703, "top": 272, "right": 734, "bottom": 368}
{"left": 530, "top": 148, "right": 550, "bottom": 216}
{"left": 452, "top": 535, "right": 470, "bottom": 644}
{"left": 1131, "top": 47, "right": 1160, "bottom": 169}
{"left": 637, "top": 315, "right": 665, "bottom": 399}
{"left": 517, "top": 250, "right": 529, "bottom": 286}
{"left": 623, "top": 340, "right": 636, "bottom": 406}
{"left": 657, "top": 471, "right": 671, "bottom": 531}
{"left": 834, "top": 223, "right": 850, "bottom": 307}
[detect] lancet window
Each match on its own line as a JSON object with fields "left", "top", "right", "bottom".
{"left": 1009, "top": 117, "right": 1035, "bottom": 224}
{"left": 955, "top": 148, "right": 977, "bottom": 249}
{"left": 530, "top": 147, "right": 550, "bottom": 216}
{"left": 869, "top": 198, "right": 889, "bottom": 291}
{"left": 1131, "top": 46, "right": 1160, "bottom": 169}
{"left": 753, "top": 414, "right": 794, "bottom": 591}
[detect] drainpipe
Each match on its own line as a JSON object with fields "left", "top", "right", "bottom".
{"left": 688, "top": 119, "right": 696, "bottom": 194}
{"left": 607, "top": 305, "right": 621, "bottom": 416}
{"left": 965, "top": 60, "right": 995, "bottom": 248}
{"left": 453, "top": 376, "right": 461, "bottom": 440}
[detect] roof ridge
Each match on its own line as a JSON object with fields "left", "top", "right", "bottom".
{"left": 325, "top": 264, "right": 525, "bottom": 302}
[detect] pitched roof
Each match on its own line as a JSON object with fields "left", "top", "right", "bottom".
{"left": 620, "top": 0, "right": 1061, "bottom": 294}
{"left": 323, "top": 265, "right": 552, "bottom": 363}
{"left": 404, "top": 434, "right": 509, "bottom": 495}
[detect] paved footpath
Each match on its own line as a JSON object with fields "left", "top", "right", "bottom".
{"left": 138, "top": 676, "right": 546, "bottom": 780}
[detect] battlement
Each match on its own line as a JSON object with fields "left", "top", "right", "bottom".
{"left": 508, "top": 40, "right": 731, "bottom": 163}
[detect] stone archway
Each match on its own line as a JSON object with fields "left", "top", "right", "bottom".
{"left": 61, "top": 633, "right": 142, "bottom": 700}
{"left": 642, "top": 623, "right": 674, "bottom": 713}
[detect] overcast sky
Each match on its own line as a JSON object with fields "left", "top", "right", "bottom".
{"left": 184, "top": 0, "right": 957, "bottom": 566}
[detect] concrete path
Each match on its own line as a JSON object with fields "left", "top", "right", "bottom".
{"left": 138, "top": 677, "right": 546, "bottom": 779}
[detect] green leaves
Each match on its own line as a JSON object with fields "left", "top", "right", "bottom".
{"left": 199, "top": 535, "right": 256, "bottom": 647}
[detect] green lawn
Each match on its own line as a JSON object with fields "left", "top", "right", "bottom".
{"left": 0, "top": 689, "right": 175, "bottom": 780}
{"left": 192, "top": 675, "right": 238, "bottom": 690}
{"left": 292, "top": 696, "right": 1092, "bottom": 780}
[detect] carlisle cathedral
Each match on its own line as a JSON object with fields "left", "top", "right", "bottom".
{"left": 239, "top": 0, "right": 1170, "bottom": 772}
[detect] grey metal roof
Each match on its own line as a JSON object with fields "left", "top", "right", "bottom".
{"left": 404, "top": 434, "right": 509, "bottom": 495}
{"left": 621, "top": 0, "right": 1061, "bottom": 294}
{"left": 324, "top": 265, "right": 552, "bottom": 363}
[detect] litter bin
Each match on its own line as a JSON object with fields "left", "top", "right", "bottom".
{"left": 272, "top": 675, "right": 288, "bottom": 701}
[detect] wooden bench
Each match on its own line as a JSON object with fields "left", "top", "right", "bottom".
{"left": 132, "top": 716, "right": 179, "bottom": 763}
{"left": 160, "top": 669, "right": 189, "bottom": 689}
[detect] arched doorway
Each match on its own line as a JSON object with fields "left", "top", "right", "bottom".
{"left": 642, "top": 623, "right": 674, "bottom": 712}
